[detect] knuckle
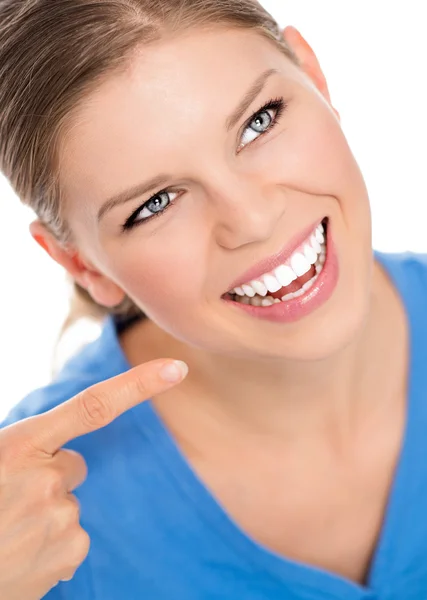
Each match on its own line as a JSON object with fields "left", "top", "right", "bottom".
{"left": 77, "top": 389, "right": 113, "bottom": 429}
{"left": 54, "top": 498, "right": 80, "bottom": 530}
{"left": 66, "top": 503, "right": 80, "bottom": 527}
{"left": 132, "top": 375, "right": 151, "bottom": 400}
{"left": 58, "top": 570, "right": 77, "bottom": 583}
{"left": 38, "top": 468, "right": 64, "bottom": 498}
{"left": 71, "top": 455, "right": 88, "bottom": 486}
{"left": 69, "top": 529, "right": 91, "bottom": 567}
{"left": 60, "top": 449, "right": 88, "bottom": 476}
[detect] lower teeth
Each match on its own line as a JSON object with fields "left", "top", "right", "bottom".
{"left": 233, "top": 253, "right": 325, "bottom": 307}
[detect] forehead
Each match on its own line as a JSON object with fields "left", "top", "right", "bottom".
{"left": 60, "top": 27, "right": 295, "bottom": 219}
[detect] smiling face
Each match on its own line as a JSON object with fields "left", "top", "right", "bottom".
{"left": 58, "top": 27, "right": 373, "bottom": 361}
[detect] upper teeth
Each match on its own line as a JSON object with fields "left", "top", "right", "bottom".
{"left": 232, "top": 222, "right": 325, "bottom": 297}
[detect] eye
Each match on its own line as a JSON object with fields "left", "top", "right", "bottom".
{"left": 238, "top": 98, "right": 286, "bottom": 152}
{"left": 123, "top": 190, "right": 179, "bottom": 230}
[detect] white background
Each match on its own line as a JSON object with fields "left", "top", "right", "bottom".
{"left": 1, "top": 1, "right": 426, "bottom": 419}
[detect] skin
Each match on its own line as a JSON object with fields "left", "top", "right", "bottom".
{"left": 0, "top": 359, "right": 188, "bottom": 599}
{"left": 32, "top": 26, "right": 409, "bottom": 584}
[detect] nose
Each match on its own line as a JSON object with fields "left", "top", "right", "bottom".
{"left": 208, "top": 174, "right": 286, "bottom": 250}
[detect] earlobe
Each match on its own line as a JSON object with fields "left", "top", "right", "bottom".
{"left": 84, "top": 273, "right": 126, "bottom": 308}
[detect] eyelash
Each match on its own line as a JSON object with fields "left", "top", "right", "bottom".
{"left": 122, "top": 96, "right": 287, "bottom": 231}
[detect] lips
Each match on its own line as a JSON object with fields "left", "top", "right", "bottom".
{"left": 224, "top": 218, "right": 326, "bottom": 295}
{"left": 223, "top": 217, "right": 338, "bottom": 323}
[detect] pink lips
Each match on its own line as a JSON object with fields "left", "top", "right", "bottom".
{"left": 226, "top": 218, "right": 324, "bottom": 293}
{"left": 223, "top": 218, "right": 339, "bottom": 324}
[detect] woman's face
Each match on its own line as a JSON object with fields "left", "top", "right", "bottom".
{"left": 60, "top": 27, "right": 372, "bottom": 361}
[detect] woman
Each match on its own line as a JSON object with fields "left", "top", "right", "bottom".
{"left": 0, "top": 1, "right": 423, "bottom": 598}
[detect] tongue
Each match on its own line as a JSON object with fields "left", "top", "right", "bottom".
{"left": 269, "top": 266, "right": 316, "bottom": 299}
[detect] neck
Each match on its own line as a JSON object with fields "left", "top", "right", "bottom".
{"left": 121, "top": 260, "right": 407, "bottom": 440}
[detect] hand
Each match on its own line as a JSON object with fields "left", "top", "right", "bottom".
{"left": 0, "top": 359, "right": 188, "bottom": 600}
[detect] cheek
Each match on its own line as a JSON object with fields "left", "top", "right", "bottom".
{"left": 106, "top": 226, "right": 210, "bottom": 329}
{"left": 263, "top": 100, "right": 367, "bottom": 203}
{"left": 286, "top": 103, "right": 371, "bottom": 243}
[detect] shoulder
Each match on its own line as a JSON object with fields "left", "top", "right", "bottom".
{"left": 376, "top": 251, "right": 427, "bottom": 292}
{"left": 376, "top": 250, "right": 427, "bottom": 278}
{"left": 376, "top": 252, "right": 427, "bottom": 344}
{"left": 0, "top": 314, "right": 158, "bottom": 467}
{"left": 0, "top": 313, "right": 160, "bottom": 493}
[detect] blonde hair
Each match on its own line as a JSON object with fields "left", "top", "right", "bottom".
{"left": 0, "top": 0, "right": 299, "bottom": 327}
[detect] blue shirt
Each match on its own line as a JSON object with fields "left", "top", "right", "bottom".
{"left": 2, "top": 251, "right": 427, "bottom": 600}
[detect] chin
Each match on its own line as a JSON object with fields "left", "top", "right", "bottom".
{"left": 226, "top": 287, "right": 371, "bottom": 364}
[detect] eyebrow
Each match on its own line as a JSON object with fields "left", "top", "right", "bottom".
{"left": 98, "top": 173, "right": 172, "bottom": 222}
{"left": 98, "top": 68, "right": 279, "bottom": 222}
{"left": 225, "top": 68, "right": 279, "bottom": 131}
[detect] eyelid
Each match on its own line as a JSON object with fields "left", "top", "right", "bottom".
{"left": 241, "top": 98, "right": 270, "bottom": 129}
{"left": 123, "top": 188, "right": 181, "bottom": 231}
{"left": 237, "top": 97, "right": 286, "bottom": 152}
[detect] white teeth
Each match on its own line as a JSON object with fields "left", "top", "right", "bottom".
{"left": 234, "top": 259, "right": 323, "bottom": 306}
{"left": 315, "top": 227, "right": 325, "bottom": 244}
{"left": 251, "top": 279, "right": 268, "bottom": 297}
{"left": 263, "top": 274, "right": 282, "bottom": 294}
{"left": 290, "top": 252, "right": 311, "bottom": 277}
{"left": 281, "top": 291, "right": 294, "bottom": 301}
{"left": 302, "top": 279, "right": 314, "bottom": 292}
{"left": 261, "top": 297, "right": 275, "bottom": 307}
{"left": 281, "top": 276, "right": 315, "bottom": 302}
{"left": 274, "top": 264, "right": 296, "bottom": 287}
{"left": 282, "top": 289, "right": 303, "bottom": 301}
{"left": 231, "top": 221, "right": 328, "bottom": 302}
{"left": 303, "top": 243, "right": 317, "bottom": 265}
{"left": 310, "top": 235, "right": 321, "bottom": 254}
{"left": 241, "top": 284, "right": 256, "bottom": 298}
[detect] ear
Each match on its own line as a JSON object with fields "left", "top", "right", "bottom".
{"left": 30, "top": 220, "right": 126, "bottom": 308}
{"left": 283, "top": 26, "right": 340, "bottom": 122}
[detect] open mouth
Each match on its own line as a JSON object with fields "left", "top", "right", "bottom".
{"left": 224, "top": 218, "right": 328, "bottom": 307}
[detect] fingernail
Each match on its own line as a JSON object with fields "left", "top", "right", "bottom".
{"left": 160, "top": 360, "right": 189, "bottom": 383}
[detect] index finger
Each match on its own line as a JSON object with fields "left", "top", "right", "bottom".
{"left": 25, "top": 359, "right": 188, "bottom": 455}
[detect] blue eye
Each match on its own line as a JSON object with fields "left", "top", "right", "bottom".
{"left": 238, "top": 98, "right": 286, "bottom": 152}
{"left": 146, "top": 192, "right": 170, "bottom": 214}
{"left": 121, "top": 98, "right": 286, "bottom": 231}
{"left": 123, "top": 190, "right": 179, "bottom": 230}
